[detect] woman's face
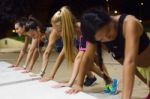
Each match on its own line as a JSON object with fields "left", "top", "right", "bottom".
{"left": 26, "top": 29, "right": 40, "bottom": 39}
{"left": 14, "top": 23, "right": 25, "bottom": 36}
{"left": 52, "top": 22, "right": 62, "bottom": 35}
{"left": 94, "top": 24, "right": 115, "bottom": 42}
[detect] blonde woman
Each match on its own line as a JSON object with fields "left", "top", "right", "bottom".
{"left": 39, "top": 6, "right": 112, "bottom": 89}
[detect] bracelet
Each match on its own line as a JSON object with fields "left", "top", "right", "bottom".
{"left": 22, "top": 64, "right": 27, "bottom": 69}
{"left": 39, "top": 70, "right": 45, "bottom": 76}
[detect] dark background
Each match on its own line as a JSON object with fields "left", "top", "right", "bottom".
{"left": 0, "top": 0, "right": 149, "bottom": 38}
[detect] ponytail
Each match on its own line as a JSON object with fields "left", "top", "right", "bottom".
{"left": 61, "top": 6, "right": 77, "bottom": 64}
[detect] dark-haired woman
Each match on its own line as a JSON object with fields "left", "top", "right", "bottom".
{"left": 21, "top": 17, "right": 51, "bottom": 73}
{"left": 68, "top": 10, "right": 150, "bottom": 99}
{"left": 11, "top": 17, "right": 48, "bottom": 74}
{"left": 9, "top": 17, "right": 32, "bottom": 70}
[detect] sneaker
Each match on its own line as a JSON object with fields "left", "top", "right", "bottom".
{"left": 103, "top": 84, "right": 111, "bottom": 93}
{"left": 109, "top": 79, "right": 118, "bottom": 95}
{"left": 84, "top": 76, "right": 97, "bottom": 86}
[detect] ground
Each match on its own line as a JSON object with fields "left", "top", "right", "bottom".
{"left": 0, "top": 50, "right": 149, "bottom": 99}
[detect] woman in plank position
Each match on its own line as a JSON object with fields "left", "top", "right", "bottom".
{"left": 67, "top": 10, "right": 150, "bottom": 99}
{"left": 10, "top": 17, "right": 40, "bottom": 73}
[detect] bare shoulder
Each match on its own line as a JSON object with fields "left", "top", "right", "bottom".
{"left": 123, "top": 15, "right": 143, "bottom": 36}
{"left": 124, "top": 15, "right": 143, "bottom": 29}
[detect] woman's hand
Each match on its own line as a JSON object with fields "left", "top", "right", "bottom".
{"left": 65, "top": 83, "right": 83, "bottom": 94}
{"left": 39, "top": 75, "right": 53, "bottom": 82}
{"left": 8, "top": 64, "right": 17, "bottom": 68}
{"left": 13, "top": 66, "right": 25, "bottom": 71}
{"left": 51, "top": 83, "right": 70, "bottom": 88}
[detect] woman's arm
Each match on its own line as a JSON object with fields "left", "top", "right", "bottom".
{"left": 23, "top": 38, "right": 38, "bottom": 68}
{"left": 47, "top": 47, "right": 65, "bottom": 79}
{"left": 122, "top": 19, "right": 142, "bottom": 99}
{"left": 12, "top": 36, "right": 30, "bottom": 67}
{"left": 40, "top": 29, "right": 59, "bottom": 74}
{"left": 66, "top": 42, "right": 96, "bottom": 94}
{"left": 55, "top": 51, "right": 84, "bottom": 87}
{"left": 67, "top": 51, "right": 84, "bottom": 86}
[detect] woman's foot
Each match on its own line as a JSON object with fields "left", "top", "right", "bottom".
{"left": 103, "top": 79, "right": 118, "bottom": 95}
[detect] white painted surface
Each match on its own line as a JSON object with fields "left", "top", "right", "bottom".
{"left": 0, "top": 62, "right": 39, "bottom": 86}
{"left": 0, "top": 61, "right": 120, "bottom": 99}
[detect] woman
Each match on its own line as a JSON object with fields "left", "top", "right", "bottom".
{"left": 68, "top": 10, "right": 150, "bottom": 99}
{"left": 23, "top": 9, "right": 97, "bottom": 87}
{"left": 10, "top": 17, "right": 39, "bottom": 73}
{"left": 21, "top": 17, "right": 50, "bottom": 73}
{"left": 27, "top": 6, "right": 112, "bottom": 88}
{"left": 9, "top": 17, "right": 29, "bottom": 68}
{"left": 43, "top": 6, "right": 113, "bottom": 89}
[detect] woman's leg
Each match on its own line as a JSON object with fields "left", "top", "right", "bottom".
{"left": 90, "top": 63, "right": 112, "bottom": 84}
{"left": 86, "top": 71, "right": 94, "bottom": 78}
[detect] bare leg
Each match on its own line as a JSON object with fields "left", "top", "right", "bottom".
{"left": 90, "top": 63, "right": 112, "bottom": 84}
{"left": 86, "top": 71, "right": 95, "bottom": 78}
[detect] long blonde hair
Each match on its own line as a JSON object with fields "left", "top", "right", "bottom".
{"left": 51, "top": 6, "right": 77, "bottom": 64}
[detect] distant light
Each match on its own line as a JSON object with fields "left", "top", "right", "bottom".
{"left": 106, "top": 0, "right": 109, "bottom": 2}
{"left": 139, "top": 20, "right": 142, "bottom": 22}
{"left": 141, "top": 2, "right": 144, "bottom": 5}
{"left": 114, "top": 10, "right": 118, "bottom": 14}
{"left": 12, "top": 29, "right": 15, "bottom": 33}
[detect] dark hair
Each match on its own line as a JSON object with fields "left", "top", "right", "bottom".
{"left": 81, "top": 10, "right": 110, "bottom": 70}
{"left": 25, "top": 17, "right": 45, "bottom": 33}
{"left": 15, "top": 17, "right": 28, "bottom": 27}
{"left": 81, "top": 10, "right": 111, "bottom": 43}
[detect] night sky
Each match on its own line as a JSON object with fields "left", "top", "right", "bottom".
{"left": 0, "top": 0, "right": 149, "bottom": 38}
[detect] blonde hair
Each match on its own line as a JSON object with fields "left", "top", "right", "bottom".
{"left": 51, "top": 11, "right": 61, "bottom": 25}
{"left": 51, "top": 6, "right": 77, "bottom": 64}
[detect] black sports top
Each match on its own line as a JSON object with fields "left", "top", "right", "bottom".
{"left": 103, "top": 14, "right": 150, "bottom": 60}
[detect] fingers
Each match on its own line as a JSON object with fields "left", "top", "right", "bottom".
{"left": 51, "top": 83, "right": 64, "bottom": 88}
{"left": 29, "top": 73, "right": 38, "bottom": 77}
{"left": 65, "top": 89, "right": 80, "bottom": 94}
{"left": 8, "top": 65, "right": 15, "bottom": 68}
{"left": 21, "top": 70, "right": 30, "bottom": 73}
{"left": 51, "top": 85, "right": 62, "bottom": 88}
{"left": 39, "top": 76, "right": 53, "bottom": 82}
{"left": 39, "top": 78, "right": 48, "bottom": 82}
{"left": 8, "top": 64, "right": 17, "bottom": 68}
{"left": 13, "top": 67, "right": 24, "bottom": 71}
